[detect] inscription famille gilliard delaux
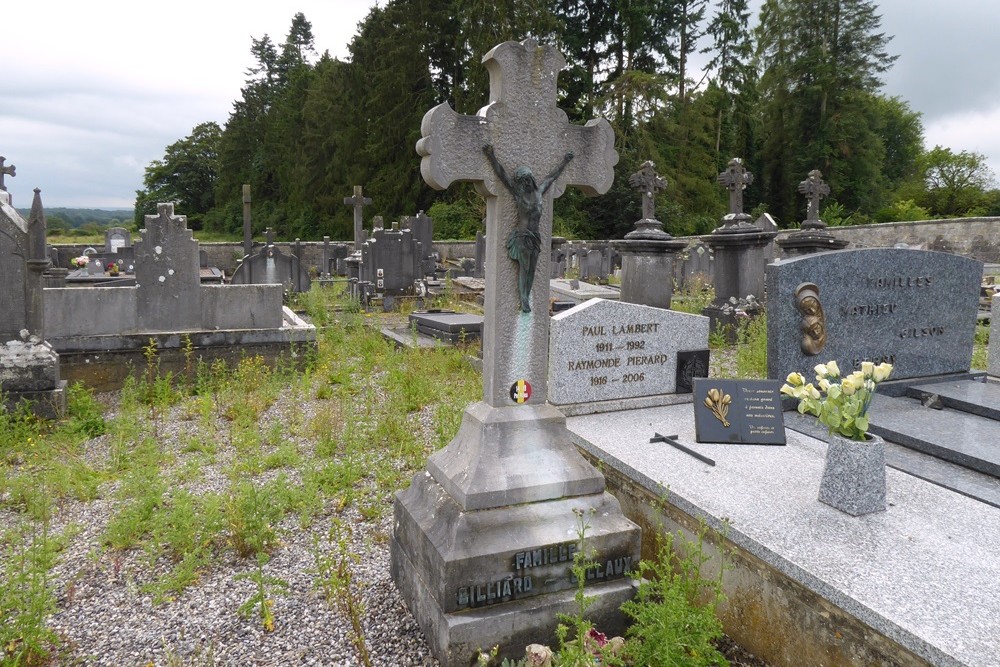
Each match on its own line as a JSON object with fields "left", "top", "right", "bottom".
{"left": 456, "top": 540, "right": 632, "bottom": 609}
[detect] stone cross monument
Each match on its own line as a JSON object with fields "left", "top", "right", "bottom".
{"left": 392, "top": 39, "right": 639, "bottom": 667}
{"left": 630, "top": 160, "right": 666, "bottom": 222}
{"left": 798, "top": 169, "right": 830, "bottom": 229}
{"left": 343, "top": 185, "right": 372, "bottom": 251}
{"left": 717, "top": 157, "right": 753, "bottom": 228}
{"left": 705, "top": 158, "right": 775, "bottom": 337}
{"left": 614, "top": 160, "right": 686, "bottom": 307}
{"left": 777, "top": 168, "right": 848, "bottom": 257}
{"left": 0, "top": 156, "right": 15, "bottom": 193}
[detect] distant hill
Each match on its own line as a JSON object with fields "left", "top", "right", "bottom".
{"left": 15, "top": 207, "right": 134, "bottom": 229}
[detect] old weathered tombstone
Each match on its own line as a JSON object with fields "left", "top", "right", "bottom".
{"left": 343, "top": 185, "right": 372, "bottom": 251}
{"left": 766, "top": 247, "right": 982, "bottom": 383}
{"left": 134, "top": 203, "right": 202, "bottom": 331}
{"left": 231, "top": 227, "right": 311, "bottom": 293}
{"left": 777, "top": 169, "right": 849, "bottom": 257}
{"left": 703, "top": 158, "right": 776, "bottom": 335}
{"left": 403, "top": 210, "right": 439, "bottom": 276}
{"left": 550, "top": 236, "right": 568, "bottom": 279}
{"left": 392, "top": 39, "right": 638, "bottom": 667}
{"left": 0, "top": 187, "right": 66, "bottom": 417}
{"left": 613, "top": 160, "right": 686, "bottom": 308}
{"left": 355, "top": 225, "right": 422, "bottom": 302}
{"left": 104, "top": 226, "right": 131, "bottom": 253}
{"left": 579, "top": 248, "right": 603, "bottom": 280}
{"left": 408, "top": 310, "right": 484, "bottom": 343}
{"left": 548, "top": 298, "right": 709, "bottom": 413}
{"left": 988, "top": 294, "right": 999, "bottom": 377}
{"left": 473, "top": 229, "right": 486, "bottom": 278}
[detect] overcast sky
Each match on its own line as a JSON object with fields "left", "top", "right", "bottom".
{"left": 3, "top": 0, "right": 998, "bottom": 209}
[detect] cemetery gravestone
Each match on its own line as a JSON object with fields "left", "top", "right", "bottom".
{"left": 548, "top": 298, "right": 709, "bottom": 411}
{"left": 704, "top": 158, "right": 775, "bottom": 334}
{"left": 231, "top": 228, "right": 311, "bottom": 293}
{"left": 0, "top": 188, "right": 66, "bottom": 417}
{"left": 104, "top": 227, "right": 131, "bottom": 253}
{"left": 344, "top": 185, "right": 372, "bottom": 251}
{"left": 766, "top": 248, "right": 982, "bottom": 382}
{"left": 404, "top": 210, "right": 438, "bottom": 276}
{"left": 614, "top": 161, "right": 686, "bottom": 308}
{"left": 990, "top": 295, "right": 999, "bottom": 377}
{"left": 134, "top": 203, "right": 202, "bottom": 331}
{"left": 392, "top": 39, "right": 638, "bottom": 667}
{"left": 777, "top": 170, "right": 848, "bottom": 257}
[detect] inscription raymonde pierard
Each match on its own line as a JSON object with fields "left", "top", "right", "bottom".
{"left": 566, "top": 321, "right": 665, "bottom": 388}
{"left": 455, "top": 540, "right": 633, "bottom": 609}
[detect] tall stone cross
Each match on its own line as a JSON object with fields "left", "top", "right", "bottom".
{"left": 0, "top": 156, "right": 15, "bottom": 192}
{"left": 798, "top": 169, "right": 830, "bottom": 228}
{"left": 343, "top": 186, "right": 372, "bottom": 251}
{"left": 628, "top": 160, "right": 667, "bottom": 220}
{"left": 417, "top": 38, "right": 618, "bottom": 407}
{"left": 717, "top": 157, "right": 753, "bottom": 216}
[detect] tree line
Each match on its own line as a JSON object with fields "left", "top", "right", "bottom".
{"left": 134, "top": 0, "right": 999, "bottom": 241}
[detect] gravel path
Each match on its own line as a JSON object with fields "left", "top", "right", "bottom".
{"left": 2, "top": 337, "right": 766, "bottom": 667}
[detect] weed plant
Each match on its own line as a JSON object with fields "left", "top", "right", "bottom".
{"left": 734, "top": 314, "right": 768, "bottom": 378}
{"left": 972, "top": 321, "right": 989, "bottom": 370}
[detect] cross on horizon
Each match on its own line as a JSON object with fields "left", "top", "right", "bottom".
{"left": 343, "top": 186, "right": 373, "bottom": 251}
{"left": 0, "top": 156, "right": 15, "bottom": 192}
{"left": 717, "top": 157, "right": 753, "bottom": 216}
{"left": 416, "top": 38, "right": 618, "bottom": 407}
{"left": 798, "top": 169, "right": 831, "bottom": 227}
{"left": 628, "top": 160, "right": 667, "bottom": 220}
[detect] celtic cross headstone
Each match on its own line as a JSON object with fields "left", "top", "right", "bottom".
{"left": 798, "top": 169, "right": 831, "bottom": 229}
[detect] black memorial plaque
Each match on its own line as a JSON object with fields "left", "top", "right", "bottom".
{"left": 692, "top": 378, "right": 786, "bottom": 445}
{"left": 676, "top": 349, "right": 710, "bottom": 394}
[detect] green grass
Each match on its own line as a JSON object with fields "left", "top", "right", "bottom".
{"left": 0, "top": 283, "right": 481, "bottom": 663}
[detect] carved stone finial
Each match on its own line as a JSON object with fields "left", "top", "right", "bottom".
{"left": 798, "top": 169, "right": 831, "bottom": 229}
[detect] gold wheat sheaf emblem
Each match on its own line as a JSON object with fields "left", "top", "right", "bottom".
{"left": 704, "top": 388, "right": 732, "bottom": 427}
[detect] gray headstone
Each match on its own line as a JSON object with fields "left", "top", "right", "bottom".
{"left": 766, "top": 248, "right": 982, "bottom": 382}
{"left": 104, "top": 226, "right": 131, "bottom": 253}
{"left": 405, "top": 210, "right": 438, "bottom": 276}
{"left": 0, "top": 189, "right": 65, "bottom": 417}
{"left": 135, "top": 203, "right": 202, "bottom": 331}
{"left": 548, "top": 298, "right": 709, "bottom": 406}
{"left": 990, "top": 295, "right": 1000, "bottom": 377}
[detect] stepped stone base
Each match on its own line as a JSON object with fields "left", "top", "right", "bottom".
{"left": 392, "top": 402, "right": 641, "bottom": 666}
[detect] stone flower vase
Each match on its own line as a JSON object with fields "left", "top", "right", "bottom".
{"left": 818, "top": 433, "right": 887, "bottom": 516}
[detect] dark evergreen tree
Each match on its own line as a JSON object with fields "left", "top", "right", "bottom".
{"left": 756, "top": 0, "right": 897, "bottom": 224}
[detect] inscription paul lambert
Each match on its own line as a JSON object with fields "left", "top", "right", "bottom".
{"left": 567, "top": 321, "right": 664, "bottom": 388}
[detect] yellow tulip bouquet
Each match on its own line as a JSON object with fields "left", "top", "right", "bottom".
{"left": 780, "top": 360, "right": 893, "bottom": 441}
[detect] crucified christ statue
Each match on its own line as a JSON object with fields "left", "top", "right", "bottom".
{"left": 483, "top": 144, "right": 573, "bottom": 312}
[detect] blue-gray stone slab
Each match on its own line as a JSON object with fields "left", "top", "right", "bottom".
{"left": 867, "top": 394, "right": 1000, "bottom": 478}
{"left": 766, "top": 248, "right": 982, "bottom": 382}
{"left": 906, "top": 378, "right": 1000, "bottom": 421}
{"left": 566, "top": 403, "right": 1000, "bottom": 667}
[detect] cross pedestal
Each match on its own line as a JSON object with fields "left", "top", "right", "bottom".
{"left": 391, "top": 39, "right": 639, "bottom": 666}
{"left": 777, "top": 169, "right": 848, "bottom": 257}
{"left": 614, "top": 161, "right": 686, "bottom": 308}
{"left": 704, "top": 159, "right": 776, "bottom": 338}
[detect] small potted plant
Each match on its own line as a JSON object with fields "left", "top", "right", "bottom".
{"left": 107, "top": 261, "right": 119, "bottom": 276}
{"left": 781, "top": 360, "right": 893, "bottom": 516}
{"left": 72, "top": 255, "right": 90, "bottom": 269}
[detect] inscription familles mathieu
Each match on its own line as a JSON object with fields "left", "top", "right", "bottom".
{"left": 456, "top": 540, "right": 633, "bottom": 609}
{"left": 821, "top": 273, "right": 947, "bottom": 346}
